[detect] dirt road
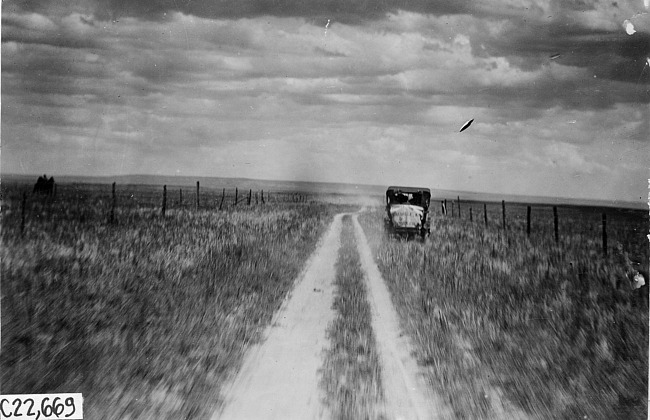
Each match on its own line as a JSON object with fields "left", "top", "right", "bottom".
{"left": 352, "top": 215, "right": 448, "bottom": 420}
{"left": 216, "top": 212, "right": 444, "bottom": 419}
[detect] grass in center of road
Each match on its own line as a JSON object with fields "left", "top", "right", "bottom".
{"left": 321, "top": 215, "right": 384, "bottom": 420}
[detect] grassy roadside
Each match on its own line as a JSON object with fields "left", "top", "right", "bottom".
{"left": 321, "top": 215, "right": 384, "bottom": 420}
{"left": 1, "top": 184, "right": 349, "bottom": 419}
{"left": 360, "top": 207, "right": 648, "bottom": 419}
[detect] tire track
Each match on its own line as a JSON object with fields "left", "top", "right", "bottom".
{"left": 216, "top": 214, "right": 343, "bottom": 420}
{"left": 216, "top": 212, "right": 447, "bottom": 419}
{"left": 352, "top": 214, "right": 449, "bottom": 420}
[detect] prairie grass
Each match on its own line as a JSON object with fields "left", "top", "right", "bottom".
{"left": 321, "top": 215, "right": 383, "bottom": 420}
{"left": 1, "top": 182, "right": 351, "bottom": 419}
{"left": 360, "top": 204, "right": 648, "bottom": 419}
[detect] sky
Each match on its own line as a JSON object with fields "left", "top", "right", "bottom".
{"left": 2, "top": 0, "right": 649, "bottom": 204}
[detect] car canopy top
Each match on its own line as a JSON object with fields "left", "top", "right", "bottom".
{"left": 386, "top": 186, "right": 431, "bottom": 207}
{"left": 386, "top": 186, "right": 431, "bottom": 195}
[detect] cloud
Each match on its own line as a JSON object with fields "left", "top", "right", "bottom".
{"left": 2, "top": 16, "right": 99, "bottom": 50}
{"left": 2, "top": 2, "right": 648, "bottom": 204}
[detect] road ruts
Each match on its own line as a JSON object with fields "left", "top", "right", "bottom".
{"left": 216, "top": 211, "right": 447, "bottom": 419}
{"left": 216, "top": 214, "right": 343, "bottom": 420}
{"left": 352, "top": 214, "right": 449, "bottom": 420}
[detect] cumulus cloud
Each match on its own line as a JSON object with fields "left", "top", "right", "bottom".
{"left": 2, "top": 1, "right": 648, "bottom": 203}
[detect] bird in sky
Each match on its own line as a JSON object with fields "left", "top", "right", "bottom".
{"left": 459, "top": 119, "right": 474, "bottom": 132}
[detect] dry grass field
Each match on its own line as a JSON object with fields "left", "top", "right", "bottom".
{"left": 3, "top": 179, "right": 647, "bottom": 419}
{"left": 359, "top": 203, "right": 648, "bottom": 419}
{"left": 1, "top": 181, "right": 352, "bottom": 419}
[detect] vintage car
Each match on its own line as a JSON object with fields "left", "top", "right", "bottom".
{"left": 384, "top": 186, "right": 431, "bottom": 239}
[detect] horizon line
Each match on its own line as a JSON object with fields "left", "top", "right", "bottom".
{"left": 3, "top": 172, "right": 647, "bottom": 210}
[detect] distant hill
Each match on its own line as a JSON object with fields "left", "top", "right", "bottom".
{"left": 2, "top": 173, "right": 646, "bottom": 210}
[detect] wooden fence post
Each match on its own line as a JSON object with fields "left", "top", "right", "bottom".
{"left": 441, "top": 201, "right": 445, "bottom": 215}
{"left": 444, "top": 199, "right": 447, "bottom": 216}
{"left": 162, "top": 185, "right": 167, "bottom": 217}
{"left": 501, "top": 200, "right": 506, "bottom": 230}
{"left": 110, "top": 182, "right": 116, "bottom": 223}
{"left": 196, "top": 181, "right": 200, "bottom": 209}
{"left": 219, "top": 188, "right": 225, "bottom": 210}
{"left": 422, "top": 250, "right": 427, "bottom": 274}
{"left": 261, "top": 190, "right": 265, "bottom": 204}
{"left": 602, "top": 213, "right": 608, "bottom": 256}
{"left": 457, "top": 196, "right": 461, "bottom": 218}
{"left": 553, "top": 206, "right": 559, "bottom": 243}
{"left": 484, "top": 203, "right": 488, "bottom": 227}
{"left": 526, "top": 206, "right": 531, "bottom": 237}
{"left": 234, "top": 188, "right": 238, "bottom": 206}
{"left": 21, "top": 191, "right": 27, "bottom": 234}
{"left": 469, "top": 207, "right": 473, "bottom": 222}
{"left": 248, "top": 189, "right": 252, "bottom": 206}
